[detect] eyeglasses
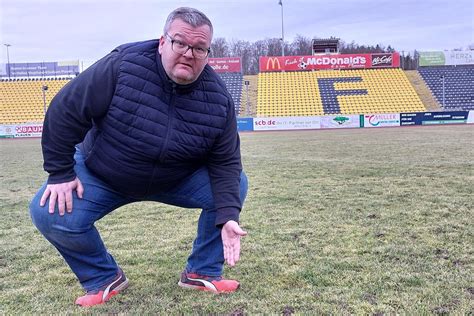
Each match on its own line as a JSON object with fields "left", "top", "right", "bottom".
{"left": 165, "top": 33, "right": 210, "bottom": 59}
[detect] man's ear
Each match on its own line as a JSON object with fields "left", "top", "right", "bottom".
{"left": 158, "top": 36, "right": 165, "bottom": 54}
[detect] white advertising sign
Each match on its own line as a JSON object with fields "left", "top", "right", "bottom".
{"left": 253, "top": 116, "right": 321, "bottom": 131}
{"left": 0, "top": 123, "right": 43, "bottom": 138}
{"left": 467, "top": 111, "right": 474, "bottom": 124}
{"left": 14, "top": 123, "right": 43, "bottom": 137}
{"left": 0, "top": 125, "right": 16, "bottom": 138}
{"left": 445, "top": 51, "right": 474, "bottom": 66}
{"left": 320, "top": 115, "right": 360, "bottom": 129}
{"left": 363, "top": 113, "right": 400, "bottom": 128}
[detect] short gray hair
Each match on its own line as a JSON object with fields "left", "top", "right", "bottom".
{"left": 163, "top": 7, "right": 213, "bottom": 37}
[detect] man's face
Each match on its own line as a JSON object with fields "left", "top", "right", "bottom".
{"left": 159, "top": 19, "right": 211, "bottom": 85}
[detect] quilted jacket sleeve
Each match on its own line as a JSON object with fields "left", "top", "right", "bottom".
{"left": 207, "top": 96, "right": 243, "bottom": 227}
{"left": 42, "top": 51, "right": 120, "bottom": 184}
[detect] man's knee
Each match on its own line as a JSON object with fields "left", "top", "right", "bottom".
{"left": 29, "top": 194, "right": 52, "bottom": 234}
{"left": 29, "top": 191, "right": 87, "bottom": 236}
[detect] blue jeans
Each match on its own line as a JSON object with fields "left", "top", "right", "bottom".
{"left": 30, "top": 149, "right": 248, "bottom": 291}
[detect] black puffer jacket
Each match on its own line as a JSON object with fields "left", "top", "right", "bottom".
{"left": 41, "top": 39, "right": 242, "bottom": 225}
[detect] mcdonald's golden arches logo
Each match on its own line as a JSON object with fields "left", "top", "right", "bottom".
{"left": 266, "top": 57, "right": 281, "bottom": 70}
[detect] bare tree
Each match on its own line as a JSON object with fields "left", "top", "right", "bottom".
{"left": 210, "top": 37, "right": 229, "bottom": 58}
{"left": 290, "top": 34, "right": 312, "bottom": 56}
{"left": 207, "top": 35, "right": 403, "bottom": 74}
{"left": 251, "top": 40, "right": 269, "bottom": 74}
{"left": 265, "top": 38, "right": 284, "bottom": 56}
{"left": 229, "top": 39, "right": 253, "bottom": 74}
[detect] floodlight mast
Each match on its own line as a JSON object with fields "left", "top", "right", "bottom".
{"left": 4, "top": 43, "right": 12, "bottom": 79}
{"left": 278, "top": 0, "right": 284, "bottom": 56}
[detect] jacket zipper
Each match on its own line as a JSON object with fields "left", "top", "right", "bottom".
{"left": 158, "top": 86, "right": 176, "bottom": 163}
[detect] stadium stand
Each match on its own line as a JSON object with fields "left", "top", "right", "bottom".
{"left": 257, "top": 68, "right": 426, "bottom": 116}
{"left": 418, "top": 65, "right": 474, "bottom": 111}
{"left": 240, "top": 75, "right": 258, "bottom": 116}
{"left": 0, "top": 75, "right": 243, "bottom": 124}
{"left": 404, "top": 70, "right": 442, "bottom": 111}
{"left": 217, "top": 72, "right": 243, "bottom": 115}
{"left": 312, "top": 38, "right": 339, "bottom": 54}
{"left": 0, "top": 78, "right": 70, "bottom": 124}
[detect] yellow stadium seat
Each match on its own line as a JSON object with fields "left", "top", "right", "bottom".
{"left": 256, "top": 68, "right": 426, "bottom": 117}
{"left": 0, "top": 78, "right": 70, "bottom": 124}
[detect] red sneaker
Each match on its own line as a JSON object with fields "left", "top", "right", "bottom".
{"left": 178, "top": 270, "right": 240, "bottom": 293}
{"left": 75, "top": 269, "right": 129, "bottom": 307}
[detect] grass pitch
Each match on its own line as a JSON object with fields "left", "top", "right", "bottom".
{"left": 0, "top": 125, "right": 473, "bottom": 314}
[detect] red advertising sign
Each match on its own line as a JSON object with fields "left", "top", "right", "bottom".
{"left": 208, "top": 57, "right": 242, "bottom": 73}
{"left": 13, "top": 124, "right": 43, "bottom": 137}
{"left": 259, "top": 53, "right": 400, "bottom": 72}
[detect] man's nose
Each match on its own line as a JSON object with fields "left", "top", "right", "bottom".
{"left": 183, "top": 47, "right": 194, "bottom": 58}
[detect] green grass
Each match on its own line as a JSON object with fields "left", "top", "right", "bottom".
{"left": 1, "top": 125, "right": 473, "bottom": 314}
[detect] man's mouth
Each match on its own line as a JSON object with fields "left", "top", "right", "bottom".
{"left": 179, "top": 62, "right": 193, "bottom": 69}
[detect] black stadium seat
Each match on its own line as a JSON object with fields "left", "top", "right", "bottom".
{"left": 418, "top": 65, "right": 474, "bottom": 111}
{"left": 217, "top": 73, "right": 243, "bottom": 115}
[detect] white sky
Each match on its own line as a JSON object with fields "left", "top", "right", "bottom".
{"left": 1, "top": 0, "right": 473, "bottom": 64}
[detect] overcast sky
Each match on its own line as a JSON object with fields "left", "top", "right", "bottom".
{"left": 1, "top": 0, "right": 473, "bottom": 64}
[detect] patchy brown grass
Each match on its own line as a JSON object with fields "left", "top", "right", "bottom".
{"left": 0, "top": 125, "right": 473, "bottom": 314}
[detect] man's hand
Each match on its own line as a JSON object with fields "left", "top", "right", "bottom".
{"left": 40, "top": 177, "right": 84, "bottom": 216}
{"left": 221, "top": 220, "right": 247, "bottom": 266}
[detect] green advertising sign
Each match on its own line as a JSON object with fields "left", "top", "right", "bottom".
{"left": 419, "top": 51, "right": 446, "bottom": 66}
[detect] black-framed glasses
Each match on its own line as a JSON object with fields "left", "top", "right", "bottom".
{"left": 165, "top": 33, "right": 210, "bottom": 59}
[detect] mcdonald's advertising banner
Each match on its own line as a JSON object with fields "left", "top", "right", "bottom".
{"left": 260, "top": 53, "right": 400, "bottom": 72}
{"left": 208, "top": 57, "right": 242, "bottom": 73}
